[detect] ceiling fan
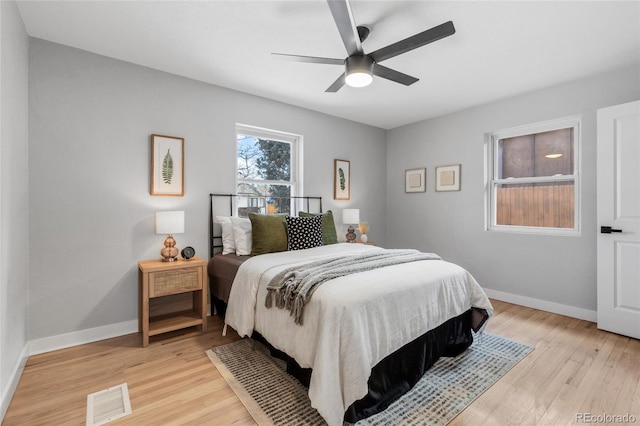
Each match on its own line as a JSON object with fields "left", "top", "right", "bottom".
{"left": 272, "top": 0, "right": 455, "bottom": 92}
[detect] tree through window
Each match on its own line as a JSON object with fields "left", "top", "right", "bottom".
{"left": 236, "top": 125, "right": 301, "bottom": 215}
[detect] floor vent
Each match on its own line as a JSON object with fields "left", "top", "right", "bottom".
{"left": 86, "top": 383, "right": 132, "bottom": 426}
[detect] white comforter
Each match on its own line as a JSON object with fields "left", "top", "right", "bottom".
{"left": 224, "top": 243, "right": 493, "bottom": 426}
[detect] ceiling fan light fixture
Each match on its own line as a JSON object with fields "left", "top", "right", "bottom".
{"left": 345, "top": 55, "right": 374, "bottom": 88}
{"left": 345, "top": 71, "right": 373, "bottom": 87}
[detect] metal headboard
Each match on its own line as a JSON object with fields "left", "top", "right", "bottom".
{"left": 209, "top": 193, "right": 323, "bottom": 258}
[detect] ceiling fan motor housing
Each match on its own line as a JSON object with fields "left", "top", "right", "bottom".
{"left": 346, "top": 55, "right": 374, "bottom": 74}
{"left": 345, "top": 55, "right": 374, "bottom": 87}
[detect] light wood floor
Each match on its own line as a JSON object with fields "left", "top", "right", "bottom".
{"left": 3, "top": 300, "right": 640, "bottom": 425}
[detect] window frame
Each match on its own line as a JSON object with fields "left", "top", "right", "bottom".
{"left": 236, "top": 123, "right": 303, "bottom": 201}
{"left": 485, "top": 115, "right": 581, "bottom": 236}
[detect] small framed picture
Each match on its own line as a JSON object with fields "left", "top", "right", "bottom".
{"left": 334, "top": 159, "right": 350, "bottom": 200}
{"left": 405, "top": 168, "right": 426, "bottom": 193}
{"left": 436, "top": 164, "right": 461, "bottom": 192}
{"left": 151, "top": 134, "right": 184, "bottom": 196}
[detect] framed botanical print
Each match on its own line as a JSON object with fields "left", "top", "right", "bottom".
{"left": 334, "top": 159, "right": 350, "bottom": 200}
{"left": 151, "top": 134, "right": 184, "bottom": 196}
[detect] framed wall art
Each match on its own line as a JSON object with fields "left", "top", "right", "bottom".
{"left": 435, "top": 164, "right": 461, "bottom": 192}
{"left": 334, "top": 159, "right": 350, "bottom": 200}
{"left": 151, "top": 134, "right": 184, "bottom": 196}
{"left": 405, "top": 168, "right": 426, "bottom": 193}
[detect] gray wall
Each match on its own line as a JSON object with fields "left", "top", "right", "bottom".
{"left": 28, "top": 39, "right": 387, "bottom": 340}
{"left": 3, "top": 9, "right": 637, "bottom": 419}
{"left": 0, "top": 0, "right": 29, "bottom": 417}
{"left": 386, "top": 64, "right": 640, "bottom": 313}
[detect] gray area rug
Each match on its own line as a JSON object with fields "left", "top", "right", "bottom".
{"left": 206, "top": 333, "right": 533, "bottom": 425}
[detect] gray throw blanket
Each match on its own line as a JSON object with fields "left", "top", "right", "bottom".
{"left": 265, "top": 249, "right": 441, "bottom": 325}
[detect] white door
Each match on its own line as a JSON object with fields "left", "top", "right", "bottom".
{"left": 597, "top": 100, "right": 640, "bottom": 339}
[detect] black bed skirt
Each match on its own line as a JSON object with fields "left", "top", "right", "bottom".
{"left": 251, "top": 309, "right": 474, "bottom": 423}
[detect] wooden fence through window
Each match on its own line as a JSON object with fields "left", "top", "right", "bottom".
{"left": 496, "top": 184, "right": 574, "bottom": 228}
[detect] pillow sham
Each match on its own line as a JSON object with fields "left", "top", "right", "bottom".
{"left": 286, "top": 215, "right": 324, "bottom": 250}
{"left": 215, "top": 216, "right": 236, "bottom": 255}
{"left": 299, "top": 210, "right": 338, "bottom": 245}
{"left": 230, "top": 217, "right": 252, "bottom": 256}
{"left": 248, "top": 213, "right": 288, "bottom": 256}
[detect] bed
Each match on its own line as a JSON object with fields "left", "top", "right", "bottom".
{"left": 208, "top": 194, "right": 493, "bottom": 426}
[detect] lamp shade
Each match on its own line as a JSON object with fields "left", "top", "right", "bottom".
{"left": 155, "top": 211, "right": 184, "bottom": 235}
{"left": 342, "top": 209, "right": 360, "bottom": 225}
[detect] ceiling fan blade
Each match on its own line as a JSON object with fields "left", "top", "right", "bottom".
{"left": 370, "top": 21, "right": 455, "bottom": 63}
{"left": 325, "top": 73, "right": 346, "bottom": 92}
{"left": 272, "top": 53, "right": 344, "bottom": 65}
{"left": 372, "top": 64, "right": 419, "bottom": 86}
{"left": 326, "top": 0, "right": 363, "bottom": 57}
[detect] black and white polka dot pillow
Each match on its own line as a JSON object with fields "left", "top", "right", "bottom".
{"left": 286, "top": 215, "right": 324, "bottom": 250}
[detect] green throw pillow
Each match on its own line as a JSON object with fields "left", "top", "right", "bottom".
{"left": 299, "top": 210, "right": 338, "bottom": 245}
{"left": 248, "top": 213, "right": 288, "bottom": 256}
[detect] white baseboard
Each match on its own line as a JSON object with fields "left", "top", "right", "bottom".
{"left": 484, "top": 288, "right": 597, "bottom": 323}
{"left": 28, "top": 319, "right": 139, "bottom": 356}
{"left": 2, "top": 295, "right": 594, "bottom": 422}
{"left": 2, "top": 320, "right": 138, "bottom": 423}
{"left": 1, "top": 344, "right": 28, "bottom": 421}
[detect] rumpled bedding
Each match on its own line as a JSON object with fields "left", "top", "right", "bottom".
{"left": 265, "top": 249, "right": 441, "bottom": 324}
{"left": 224, "top": 243, "right": 493, "bottom": 426}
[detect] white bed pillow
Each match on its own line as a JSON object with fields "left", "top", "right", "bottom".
{"left": 215, "top": 216, "right": 236, "bottom": 255}
{"left": 230, "top": 217, "right": 252, "bottom": 256}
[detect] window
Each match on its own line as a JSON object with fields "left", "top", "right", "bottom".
{"left": 486, "top": 116, "right": 580, "bottom": 235}
{"left": 236, "top": 124, "right": 302, "bottom": 215}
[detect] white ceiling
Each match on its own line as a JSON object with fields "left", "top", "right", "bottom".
{"left": 16, "top": 1, "right": 640, "bottom": 129}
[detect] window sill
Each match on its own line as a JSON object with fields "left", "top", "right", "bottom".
{"left": 487, "top": 224, "right": 581, "bottom": 237}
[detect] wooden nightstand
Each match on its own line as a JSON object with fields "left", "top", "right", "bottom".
{"left": 357, "top": 240, "right": 377, "bottom": 246}
{"left": 138, "top": 256, "right": 208, "bottom": 347}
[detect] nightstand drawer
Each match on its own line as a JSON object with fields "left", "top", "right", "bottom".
{"left": 149, "top": 267, "right": 201, "bottom": 297}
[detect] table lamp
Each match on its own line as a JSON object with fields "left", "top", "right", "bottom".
{"left": 342, "top": 209, "right": 360, "bottom": 243}
{"left": 155, "top": 211, "right": 184, "bottom": 261}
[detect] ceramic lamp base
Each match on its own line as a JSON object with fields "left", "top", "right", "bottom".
{"left": 346, "top": 225, "right": 357, "bottom": 243}
{"left": 160, "top": 235, "right": 179, "bottom": 261}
